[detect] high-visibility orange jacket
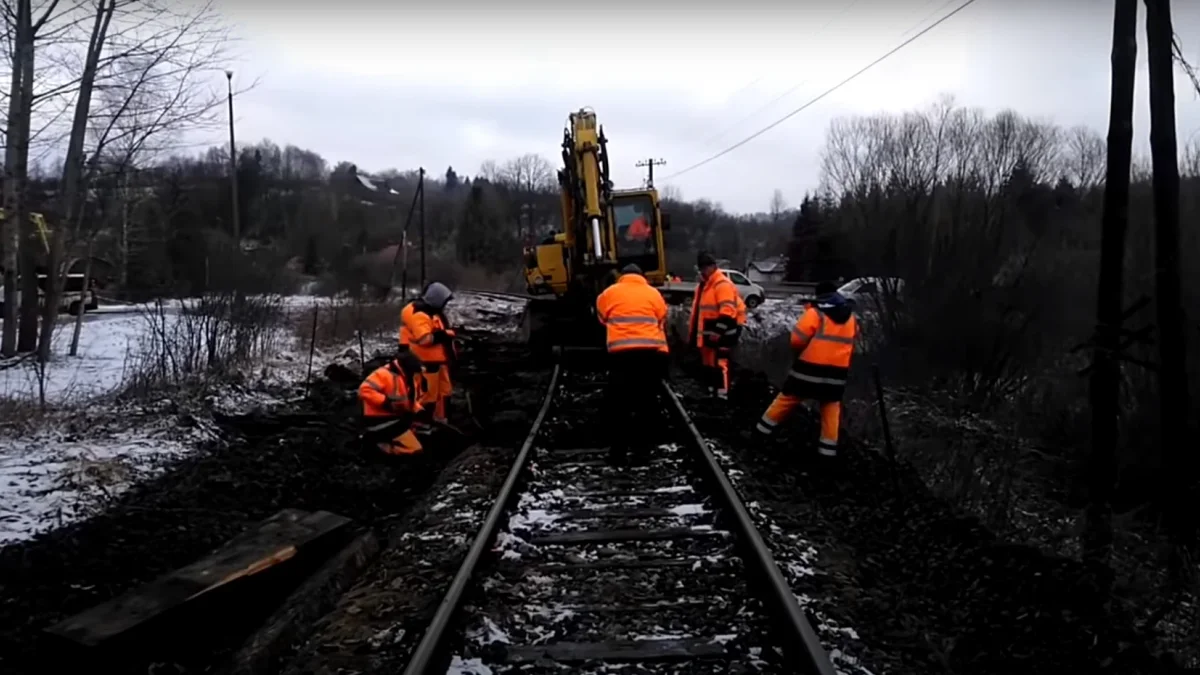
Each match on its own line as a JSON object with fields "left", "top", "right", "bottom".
{"left": 628, "top": 215, "right": 651, "bottom": 240}
{"left": 359, "top": 361, "right": 425, "bottom": 417}
{"left": 399, "top": 301, "right": 456, "bottom": 364}
{"left": 688, "top": 269, "right": 739, "bottom": 348}
{"left": 735, "top": 293, "right": 747, "bottom": 326}
{"left": 783, "top": 298, "right": 858, "bottom": 402}
{"left": 596, "top": 273, "right": 669, "bottom": 353}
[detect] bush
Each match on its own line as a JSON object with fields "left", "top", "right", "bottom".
{"left": 121, "top": 292, "right": 288, "bottom": 397}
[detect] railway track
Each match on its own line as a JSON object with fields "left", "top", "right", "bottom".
{"left": 400, "top": 354, "right": 836, "bottom": 674}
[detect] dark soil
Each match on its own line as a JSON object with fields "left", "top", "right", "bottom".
{"left": 671, "top": 363, "right": 1177, "bottom": 675}
{"left": 0, "top": 329, "right": 543, "bottom": 675}
{"left": 279, "top": 349, "right": 551, "bottom": 675}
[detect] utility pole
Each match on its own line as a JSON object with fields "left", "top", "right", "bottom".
{"left": 635, "top": 158, "right": 666, "bottom": 188}
{"left": 1144, "top": 0, "right": 1192, "bottom": 580}
{"left": 225, "top": 70, "right": 240, "bottom": 242}
{"left": 418, "top": 167, "right": 426, "bottom": 290}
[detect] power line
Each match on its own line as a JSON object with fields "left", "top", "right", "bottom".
{"left": 661, "top": 0, "right": 981, "bottom": 182}
{"left": 699, "top": 0, "right": 865, "bottom": 148}
{"left": 699, "top": 0, "right": 956, "bottom": 151}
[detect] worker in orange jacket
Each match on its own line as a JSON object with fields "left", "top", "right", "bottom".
{"left": 596, "top": 263, "right": 669, "bottom": 464}
{"left": 688, "top": 251, "right": 741, "bottom": 399}
{"left": 754, "top": 281, "right": 857, "bottom": 459}
{"left": 358, "top": 351, "right": 427, "bottom": 456}
{"left": 399, "top": 281, "right": 458, "bottom": 424}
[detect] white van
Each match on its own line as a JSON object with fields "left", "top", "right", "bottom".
{"left": 0, "top": 273, "right": 99, "bottom": 315}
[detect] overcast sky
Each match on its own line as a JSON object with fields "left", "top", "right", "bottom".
{"left": 202, "top": 0, "right": 1200, "bottom": 214}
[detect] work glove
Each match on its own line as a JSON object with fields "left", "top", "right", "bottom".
{"left": 431, "top": 329, "right": 453, "bottom": 346}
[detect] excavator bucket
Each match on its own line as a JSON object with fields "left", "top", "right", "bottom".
{"left": 520, "top": 296, "right": 605, "bottom": 360}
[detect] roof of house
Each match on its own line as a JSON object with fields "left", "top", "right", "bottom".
{"left": 748, "top": 258, "right": 786, "bottom": 273}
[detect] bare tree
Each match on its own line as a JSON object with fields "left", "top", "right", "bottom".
{"left": 1063, "top": 125, "right": 1107, "bottom": 190}
{"left": 769, "top": 188, "right": 787, "bottom": 224}
{"left": 35, "top": 0, "right": 235, "bottom": 362}
{"left": 498, "top": 153, "right": 554, "bottom": 194}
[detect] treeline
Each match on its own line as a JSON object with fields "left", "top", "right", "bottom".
{"left": 23, "top": 145, "right": 794, "bottom": 300}
{"left": 794, "top": 95, "right": 1199, "bottom": 583}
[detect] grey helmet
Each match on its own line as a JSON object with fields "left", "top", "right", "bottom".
{"left": 421, "top": 281, "right": 454, "bottom": 311}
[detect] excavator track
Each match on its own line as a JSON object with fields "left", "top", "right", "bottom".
{"left": 400, "top": 355, "right": 836, "bottom": 674}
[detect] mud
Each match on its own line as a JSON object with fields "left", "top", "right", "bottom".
{"left": 672, "top": 365, "right": 1174, "bottom": 675}
{"left": 0, "top": 329, "right": 545, "bottom": 675}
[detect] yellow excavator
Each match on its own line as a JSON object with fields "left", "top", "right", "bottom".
{"left": 521, "top": 108, "right": 671, "bottom": 351}
{"left": 0, "top": 208, "right": 53, "bottom": 258}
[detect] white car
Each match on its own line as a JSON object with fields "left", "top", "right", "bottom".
{"left": 722, "top": 269, "right": 766, "bottom": 308}
{"left": 837, "top": 277, "right": 905, "bottom": 309}
{"left": 659, "top": 268, "right": 766, "bottom": 308}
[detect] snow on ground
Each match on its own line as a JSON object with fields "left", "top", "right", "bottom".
{"left": 668, "top": 297, "right": 802, "bottom": 345}
{"left": 0, "top": 291, "right": 525, "bottom": 548}
{"left": 705, "top": 440, "right": 877, "bottom": 675}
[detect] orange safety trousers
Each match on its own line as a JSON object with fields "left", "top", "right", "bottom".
{"left": 362, "top": 418, "right": 424, "bottom": 455}
{"left": 700, "top": 346, "right": 731, "bottom": 398}
{"left": 420, "top": 364, "right": 453, "bottom": 423}
{"left": 756, "top": 394, "right": 841, "bottom": 457}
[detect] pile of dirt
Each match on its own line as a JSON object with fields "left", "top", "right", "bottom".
{"left": 670, "top": 366, "right": 1173, "bottom": 675}
{"left": 280, "top": 345, "right": 552, "bottom": 674}
{"left": 0, "top": 331, "right": 544, "bottom": 675}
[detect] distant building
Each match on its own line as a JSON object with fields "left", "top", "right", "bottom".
{"left": 746, "top": 256, "right": 787, "bottom": 284}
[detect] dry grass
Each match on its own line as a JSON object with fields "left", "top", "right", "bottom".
{"left": 289, "top": 297, "right": 403, "bottom": 350}
{"left": 120, "top": 293, "right": 289, "bottom": 398}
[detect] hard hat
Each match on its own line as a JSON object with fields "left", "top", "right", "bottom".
{"left": 696, "top": 251, "right": 717, "bottom": 268}
{"left": 815, "top": 281, "right": 837, "bottom": 296}
{"left": 421, "top": 281, "right": 453, "bottom": 311}
{"left": 621, "top": 263, "right": 643, "bottom": 275}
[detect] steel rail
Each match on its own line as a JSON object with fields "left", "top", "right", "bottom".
{"left": 400, "top": 363, "right": 561, "bottom": 675}
{"left": 662, "top": 381, "right": 838, "bottom": 675}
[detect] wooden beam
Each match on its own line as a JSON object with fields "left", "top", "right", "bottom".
{"left": 503, "top": 637, "right": 730, "bottom": 663}
{"left": 46, "top": 509, "right": 352, "bottom": 649}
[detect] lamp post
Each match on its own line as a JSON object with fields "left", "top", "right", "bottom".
{"left": 225, "top": 70, "right": 240, "bottom": 242}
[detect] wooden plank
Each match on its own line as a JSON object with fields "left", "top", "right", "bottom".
{"left": 543, "top": 447, "right": 609, "bottom": 457}
{"left": 572, "top": 488, "right": 695, "bottom": 498}
{"left": 558, "top": 507, "right": 682, "bottom": 520}
{"left": 46, "top": 509, "right": 352, "bottom": 648}
{"left": 531, "top": 527, "right": 727, "bottom": 546}
{"left": 228, "top": 531, "right": 379, "bottom": 675}
{"left": 503, "top": 637, "right": 730, "bottom": 663}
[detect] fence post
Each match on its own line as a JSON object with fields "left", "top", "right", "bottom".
{"left": 305, "top": 303, "right": 319, "bottom": 400}
{"left": 871, "top": 363, "right": 900, "bottom": 499}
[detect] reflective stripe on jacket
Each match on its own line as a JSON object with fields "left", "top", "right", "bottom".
{"left": 688, "top": 269, "right": 739, "bottom": 348}
{"left": 359, "top": 363, "right": 424, "bottom": 417}
{"left": 400, "top": 301, "right": 454, "bottom": 364}
{"left": 782, "top": 306, "right": 857, "bottom": 401}
{"left": 596, "top": 273, "right": 669, "bottom": 353}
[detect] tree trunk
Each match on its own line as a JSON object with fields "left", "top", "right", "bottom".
{"left": 1083, "top": 0, "right": 1137, "bottom": 575}
{"left": 0, "top": 0, "right": 30, "bottom": 356}
{"left": 1143, "top": 0, "right": 1193, "bottom": 579}
{"left": 37, "top": 0, "right": 115, "bottom": 364}
{"left": 14, "top": 0, "right": 38, "bottom": 353}
{"left": 68, "top": 239, "right": 94, "bottom": 356}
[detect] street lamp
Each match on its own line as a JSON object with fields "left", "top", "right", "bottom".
{"left": 225, "top": 70, "right": 240, "bottom": 242}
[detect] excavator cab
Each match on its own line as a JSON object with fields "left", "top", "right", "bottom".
{"left": 610, "top": 190, "right": 667, "bottom": 286}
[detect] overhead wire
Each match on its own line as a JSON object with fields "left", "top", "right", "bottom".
{"left": 661, "top": 0, "right": 982, "bottom": 182}
{"left": 699, "top": 0, "right": 864, "bottom": 148}
{"left": 699, "top": 0, "right": 959, "bottom": 150}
